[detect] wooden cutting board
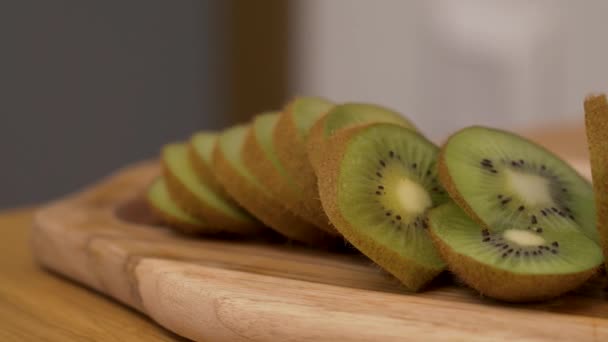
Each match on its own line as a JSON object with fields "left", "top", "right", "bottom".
{"left": 31, "top": 161, "right": 608, "bottom": 341}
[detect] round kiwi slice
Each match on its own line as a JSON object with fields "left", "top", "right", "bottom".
{"left": 146, "top": 177, "right": 211, "bottom": 234}
{"left": 161, "top": 143, "right": 264, "bottom": 235}
{"left": 317, "top": 122, "right": 449, "bottom": 290}
{"left": 189, "top": 132, "right": 230, "bottom": 197}
{"left": 429, "top": 202, "right": 602, "bottom": 302}
{"left": 307, "top": 103, "right": 418, "bottom": 173}
{"left": 212, "top": 124, "right": 335, "bottom": 247}
{"left": 273, "top": 97, "right": 337, "bottom": 232}
{"left": 584, "top": 94, "right": 608, "bottom": 267}
{"left": 242, "top": 111, "right": 338, "bottom": 235}
{"left": 439, "top": 126, "right": 599, "bottom": 243}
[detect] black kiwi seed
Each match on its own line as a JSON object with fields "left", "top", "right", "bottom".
{"left": 536, "top": 227, "right": 543, "bottom": 233}
{"left": 531, "top": 215, "right": 538, "bottom": 224}
{"left": 519, "top": 159, "right": 524, "bottom": 164}
{"left": 376, "top": 172, "right": 383, "bottom": 178}
{"left": 551, "top": 207, "right": 558, "bottom": 213}
{"left": 511, "top": 161, "right": 518, "bottom": 167}
{"left": 376, "top": 191, "right": 382, "bottom": 195}
{"left": 378, "top": 185, "right": 384, "bottom": 190}
{"left": 482, "top": 229, "right": 490, "bottom": 236}
{"left": 490, "top": 169, "right": 498, "bottom": 173}
{"left": 501, "top": 198, "right": 512, "bottom": 205}
{"left": 551, "top": 249, "right": 558, "bottom": 254}
{"left": 518, "top": 205, "right": 525, "bottom": 211}
{"left": 411, "top": 163, "right": 417, "bottom": 169}
{"left": 385, "top": 212, "right": 391, "bottom": 216}
{"left": 497, "top": 194, "right": 503, "bottom": 199}
{"left": 541, "top": 210, "right": 547, "bottom": 216}
{"left": 552, "top": 241, "right": 559, "bottom": 247}
{"left": 396, "top": 215, "right": 402, "bottom": 221}
{"left": 515, "top": 251, "right": 520, "bottom": 256}
{"left": 389, "top": 151, "right": 394, "bottom": 158}
{"left": 541, "top": 165, "right": 546, "bottom": 170}
{"left": 380, "top": 160, "right": 386, "bottom": 167}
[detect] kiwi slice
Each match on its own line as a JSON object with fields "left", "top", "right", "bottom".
{"left": 242, "top": 111, "right": 338, "bottom": 235}
{"left": 161, "top": 143, "right": 264, "bottom": 235}
{"left": 212, "top": 124, "right": 334, "bottom": 247}
{"left": 429, "top": 202, "right": 602, "bottom": 302}
{"left": 307, "top": 103, "right": 418, "bottom": 173}
{"left": 584, "top": 94, "right": 608, "bottom": 265}
{"left": 145, "top": 177, "right": 210, "bottom": 234}
{"left": 317, "top": 123, "right": 449, "bottom": 290}
{"left": 189, "top": 132, "right": 230, "bottom": 197}
{"left": 273, "top": 97, "right": 337, "bottom": 232}
{"left": 439, "top": 126, "right": 599, "bottom": 243}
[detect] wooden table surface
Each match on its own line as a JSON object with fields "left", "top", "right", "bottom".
{"left": 0, "top": 124, "right": 590, "bottom": 341}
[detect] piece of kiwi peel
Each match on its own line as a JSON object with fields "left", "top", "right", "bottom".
{"left": 272, "top": 98, "right": 339, "bottom": 233}
{"left": 427, "top": 219, "right": 597, "bottom": 302}
{"left": 161, "top": 144, "right": 264, "bottom": 236}
{"left": 188, "top": 132, "right": 230, "bottom": 198}
{"left": 212, "top": 125, "right": 336, "bottom": 248}
{"left": 273, "top": 98, "right": 337, "bottom": 233}
{"left": 316, "top": 123, "right": 445, "bottom": 291}
{"left": 145, "top": 177, "right": 211, "bottom": 235}
{"left": 438, "top": 125, "right": 594, "bottom": 235}
{"left": 584, "top": 94, "right": 608, "bottom": 268}
{"left": 242, "top": 112, "right": 339, "bottom": 236}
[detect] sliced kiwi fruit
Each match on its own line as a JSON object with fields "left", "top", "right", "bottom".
{"left": 145, "top": 177, "right": 210, "bottom": 234}
{"left": 273, "top": 97, "right": 337, "bottom": 232}
{"left": 189, "top": 131, "right": 230, "bottom": 197}
{"left": 242, "top": 111, "right": 338, "bottom": 235}
{"left": 584, "top": 94, "right": 608, "bottom": 265}
{"left": 212, "top": 124, "right": 334, "bottom": 247}
{"left": 317, "top": 122, "right": 449, "bottom": 290}
{"left": 161, "top": 143, "right": 264, "bottom": 235}
{"left": 429, "top": 202, "right": 602, "bottom": 302}
{"left": 307, "top": 103, "right": 418, "bottom": 173}
{"left": 439, "top": 126, "right": 599, "bottom": 243}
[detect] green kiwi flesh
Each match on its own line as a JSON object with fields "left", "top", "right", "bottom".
{"left": 322, "top": 103, "right": 417, "bottom": 138}
{"left": 162, "top": 143, "right": 261, "bottom": 234}
{"left": 213, "top": 125, "right": 334, "bottom": 246}
{"left": 290, "top": 97, "right": 334, "bottom": 136}
{"left": 245, "top": 111, "right": 338, "bottom": 234}
{"left": 307, "top": 103, "right": 419, "bottom": 173}
{"left": 146, "top": 177, "right": 210, "bottom": 234}
{"left": 429, "top": 202, "right": 602, "bottom": 302}
{"left": 317, "top": 123, "right": 448, "bottom": 290}
{"left": 189, "top": 131, "right": 229, "bottom": 195}
{"left": 440, "top": 126, "right": 599, "bottom": 243}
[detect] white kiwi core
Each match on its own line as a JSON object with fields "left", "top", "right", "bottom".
{"left": 505, "top": 169, "right": 553, "bottom": 207}
{"left": 396, "top": 177, "right": 432, "bottom": 215}
{"left": 503, "top": 229, "right": 546, "bottom": 246}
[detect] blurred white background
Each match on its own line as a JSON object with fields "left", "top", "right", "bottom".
{"left": 290, "top": 0, "right": 608, "bottom": 141}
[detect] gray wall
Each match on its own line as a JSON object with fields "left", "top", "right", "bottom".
{"left": 0, "top": 1, "right": 228, "bottom": 208}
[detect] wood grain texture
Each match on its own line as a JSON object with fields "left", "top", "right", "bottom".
{"left": 0, "top": 207, "right": 187, "bottom": 341}
{"left": 28, "top": 158, "right": 608, "bottom": 341}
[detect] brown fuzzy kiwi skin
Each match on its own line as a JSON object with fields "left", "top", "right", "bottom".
{"left": 316, "top": 123, "right": 444, "bottom": 291}
{"left": 584, "top": 94, "right": 608, "bottom": 266}
{"left": 306, "top": 114, "right": 330, "bottom": 174}
{"left": 273, "top": 104, "right": 338, "bottom": 234}
{"left": 242, "top": 124, "right": 338, "bottom": 235}
{"left": 161, "top": 158, "right": 265, "bottom": 236}
{"left": 211, "top": 138, "right": 337, "bottom": 248}
{"left": 427, "top": 225, "right": 598, "bottom": 302}
{"left": 187, "top": 142, "right": 229, "bottom": 198}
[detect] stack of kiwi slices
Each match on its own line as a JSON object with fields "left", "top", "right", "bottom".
{"left": 145, "top": 94, "right": 605, "bottom": 302}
